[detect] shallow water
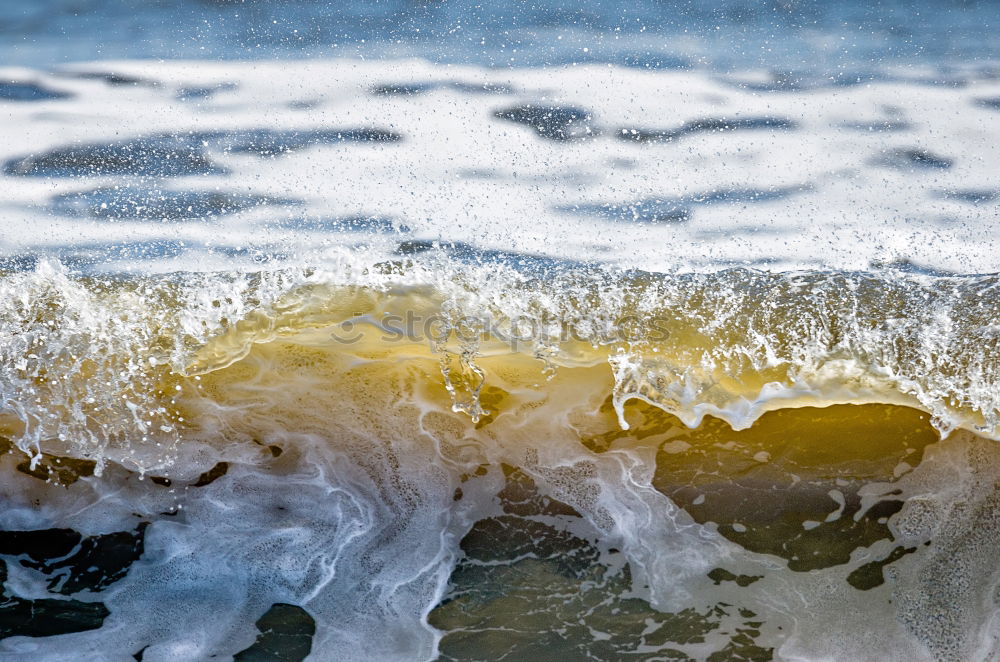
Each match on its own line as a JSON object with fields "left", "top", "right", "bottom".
{"left": 0, "top": 263, "right": 998, "bottom": 660}
{"left": 2, "top": 1, "right": 1000, "bottom": 661}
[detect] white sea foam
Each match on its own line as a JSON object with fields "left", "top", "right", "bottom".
{"left": 0, "top": 59, "right": 998, "bottom": 274}
{"left": 2, "top": 56, "right": 1000, "bottom": 662}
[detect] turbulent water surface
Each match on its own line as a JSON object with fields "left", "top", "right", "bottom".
{"left": 2, "top": 2, "right": 1000, "bottom": 661}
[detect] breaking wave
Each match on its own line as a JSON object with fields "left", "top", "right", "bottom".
{"left": 1, "top": 256, "right": 999, "bottom": 660}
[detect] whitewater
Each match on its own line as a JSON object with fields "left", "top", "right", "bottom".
{"left": 1, "top": 23, "right": 999, "bottom": 662}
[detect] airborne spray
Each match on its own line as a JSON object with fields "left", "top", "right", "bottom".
{"left": 2, "top": 1, "right": 1000, "bottom": 661}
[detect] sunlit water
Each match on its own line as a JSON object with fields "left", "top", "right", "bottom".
{"left": 1, "top": 2, "right": 999, "bottom": 661}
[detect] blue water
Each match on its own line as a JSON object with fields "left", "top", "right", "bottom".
{"left": 2, "top": 0, "right": 998, "bottom": 70}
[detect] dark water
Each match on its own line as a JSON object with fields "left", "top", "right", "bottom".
{"left": 2, "top": 0, "right": 999, "bottom": 69}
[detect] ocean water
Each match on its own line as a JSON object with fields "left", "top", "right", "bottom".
{"left": 1, "top": 2, "right": 1000, "bottom": 661}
